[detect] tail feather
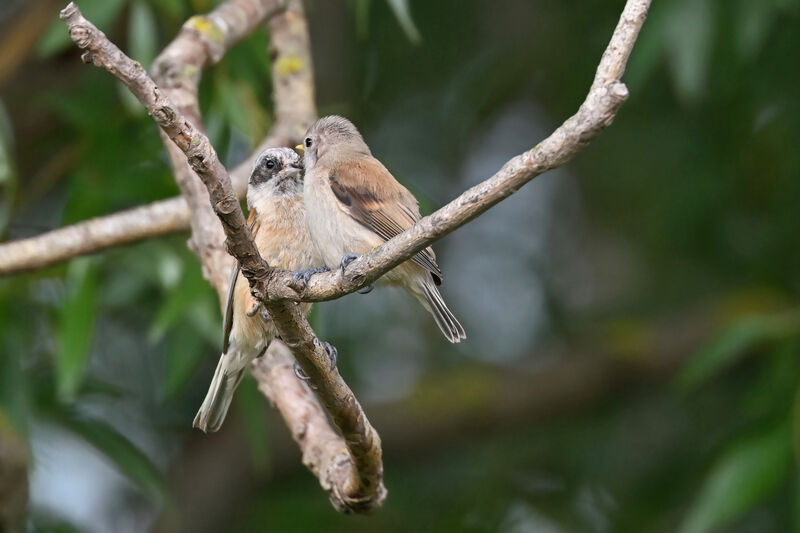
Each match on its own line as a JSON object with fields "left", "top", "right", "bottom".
{"left": 193, "top": 352, "right": 248, "bottom": 433}
{"left": 419, "top": 280, "right": 466, "bottom": 343}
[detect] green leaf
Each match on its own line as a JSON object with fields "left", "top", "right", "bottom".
{"left": 129, "top": 0, "right": 158, "bottom": 68}
{"left": 214, "top": 74, "right": 269, "bottom": 145}
{"left": 148, "top": 260, "right": 205, "bottom": 343}
{"left": 163, "top": 325, "right": 206, "bottom": 399}
{"left": 679, "top": 422, "right": 793, "bottom": 533}
{"left": 115, "top": 1, "right": 159, "bottom": 116}
{"left": 663, "top": 0, "right": 714, "bottom": 103}
{"left": 624, "top": 0, "right": 666, "bottom": 92}
{"left": 237, "top": 377, "right": 270, "bottom": 473}
{"left": 56, "top": 258, "right": 99, "bottom": 401}
{"left": 354, "top": 0, "right": 371, "bottom": 40}
{"left": 678, "top": 312, "right": 800, "bottom": 390}
{"left": 736, "top": 0, "right": 776, "bottom": 61}
{"left": 37, "top": 0, "right": 128, "bottom": 58}
{"left": 144, "top": 0, "right": 186, "bottom": 21}
{"left": 0, "top": 99, "right": 16, "bottom": 236}
{"left": 386, "top": 0, "right": 422, "bottom": 45}
{"left": 59, "top": 410, "right": 165, "bottom": 503}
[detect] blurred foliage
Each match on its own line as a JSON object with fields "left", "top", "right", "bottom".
{"left": 0, "top": 0, "right": 798, "bottom": 531}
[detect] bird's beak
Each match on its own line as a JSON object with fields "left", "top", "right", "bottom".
{"left": 295, "top": 144, "right": 305, "bottom": 153}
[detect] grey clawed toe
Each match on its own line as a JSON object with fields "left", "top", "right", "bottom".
{"left": 357, "top": 283, "right": 374, "bottom": 294}
{"left": 340, "top": 254, "right": 373, "bottom": 294}
{"left": 339, "top": 253, "right": 359, "bottom": 274}
{"left": 293, "top": 265, "right": 331, "bottom": 287}
{"left": 322, "top": 341, "right": 338, "bottom": 369}
{"left": 293, "top": 362, "right": 311, "bottom": 381}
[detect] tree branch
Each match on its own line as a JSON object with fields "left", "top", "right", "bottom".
{"left": 0, "top": 197, "right": 189, "bottom": 275}
{"left": 151, "top": 0, "right": 288, "bottom": 297}
{"left": 51, "top": 0, "right": 651, "bottom": 514}
{"left": 258, "top": 0, "right": 651, "bottom": 304}
{"left": 0, "top": 0, "right": 316, "bottom": 277}
{"left": 59, "top": 1, "right": 385, "bottom": 513}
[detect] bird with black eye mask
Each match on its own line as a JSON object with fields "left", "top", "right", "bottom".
{"left": 193, "top": 147, "right": 324, "bottom": 433}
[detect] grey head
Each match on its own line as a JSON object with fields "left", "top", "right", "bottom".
{"left": 300, "top": 115, "right": 371, "bottom": 169}
{"left": 249, "top": 147, "right": 304, "bottom": 195}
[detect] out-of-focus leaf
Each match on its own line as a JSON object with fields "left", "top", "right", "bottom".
{"left": 56, "top": 258, "right": 99, "bottom": 401}
{"left": 0, "top": 100, "right": 16, "bottom": 236}
{"left": 663, "top": 0, "right": 714, "bottom": 103}
{"left": 58, "top": 410, "right": 165, "bottom": 503}
{"left": 116, "top": 1, "right": 158, "bottom": 116}
{"left": 625, "top": 0, "right": 666, "bottom": 91}
{"left": 237, "top": 377, "right": 270, "bottom": 473}
{"left": 678, "top": 311, "right": 800, "bottom": 390}
{"left": 163, "top": 325, "right": 206, "bottom": 399}
{"left": 215, "top": 74, "right": 269, "bottom": 145}
{"left": 679, "top": 422, "right": 792, "bottom": 533}
{"left": 794, "top": 382, "right": 800, "bottom": 464}
{"left": 145, "top": 0, "right": 186, "bottom": 21}
{"left": 386, "top": 0, "right": 422, "bottom": 45}
{"left": 736, "top": 0, "right": 776, "bottom": 61}
{"left": 148, "top": 260, "right": 205, "bottom": 343}
{"left": 187, "top": 292, "right": 222, "bottom": 347}
{"left": 741, "top": 338, "right": 797, "bottom": 420}
{"left": 354, "top": 0, "right": 371, "bottom": 40}
{"left": 37, "top": 0, "right": 128, "bottom": 58}
{"left": 0, "top": 335, "right": 27, "bottom": 434}
{"left": 129, "top": 0, "right": 158, "bottom": 68}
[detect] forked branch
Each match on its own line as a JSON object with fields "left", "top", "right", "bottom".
{"left": 59, "top": 1, "right": 384, "bottom": 513}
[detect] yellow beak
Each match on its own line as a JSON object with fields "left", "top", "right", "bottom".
{"left": 295, "top": 144, "right": 305, "bottom": 153}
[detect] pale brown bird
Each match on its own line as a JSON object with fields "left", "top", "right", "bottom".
{"left": 298, "top": 116, "right": 466, "bottom": 343}
{"left": 193, "top": 148, "right": 320, "bottom": 433}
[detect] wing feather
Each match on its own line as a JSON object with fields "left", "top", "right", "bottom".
{"left": 329, "top": 158, "right": 443, "bottom": 284}
{"left": 222, "top": 211, "right": 260, "bottom": 353}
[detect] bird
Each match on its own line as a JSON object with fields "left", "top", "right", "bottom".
{"left": 193, "top": 147, "right": 319, "bottom": 433}
{"left": 297, "top": 115, "right": 466, "bottom": 343}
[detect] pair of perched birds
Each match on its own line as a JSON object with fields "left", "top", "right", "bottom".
{"left": 194, "top": 116, "right": 465, "bottom": 432}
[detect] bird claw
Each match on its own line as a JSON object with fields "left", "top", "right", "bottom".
{"left": 339, "top": 253, "right": 359, "bottom": 275}
{"left": 357, "top": 283, "right": 375, "bottom": 295}
{"left": 260, "top": 307, "right": 271, "bottom": 323}
{"left": 322, "top": 341, "right": 338, "bottom": 369}
{"left": 293, "top": 362, "right": 311, "bottom": 381}
{"left": 293, "top": 266, "right": 331, "bottom": 287}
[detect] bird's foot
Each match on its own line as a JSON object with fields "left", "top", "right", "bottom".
{"left": 322, "top": 341, "right": 338, "bottom": 369}
{"left": 293, "top": 362, "right": 311, "bottom": 381}
{"left": 260, "top": 306, "right": 271, "bottom": 323}
{"left": 293, "top": 265, "right": 331, "bottom": 287}
{"left": 357, "top": 283, "right": 374, "bottom": 295}
{"left": 339, "top": 253, "right": 359, "bottom": 274}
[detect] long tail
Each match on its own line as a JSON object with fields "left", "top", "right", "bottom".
{"left": 416, "top": 279, "right": 466, "bottom": 343}
{"left": 193, "top": 349, "right": 253, "bottom": 433}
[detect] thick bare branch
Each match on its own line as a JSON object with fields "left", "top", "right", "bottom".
{"left": 0, "top": 197, "right": 188, "bottom": 275}
{"left": 59, "top": 1, "right": 385, "bottom": 513}
{"left": 0, "top": 131, "right": 309, "bottom": 277}
{"left": 259, "top": 0, "right": 652, "bottom": 303}
{"left": 0, "top": 0, "right": 316, "bottom": 278}
{"left": 151, "top": 0, "right": 287, "bottom": 296}
{"left": 252, "top": 340, "right": 385, "bottom": 512}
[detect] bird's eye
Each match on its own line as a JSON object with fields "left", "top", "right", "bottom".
{"left": 265, "top": 159, "right": 276, "bottom": 170}
{"left": 305, "top": 137, "right": 313, "bottom": 148}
